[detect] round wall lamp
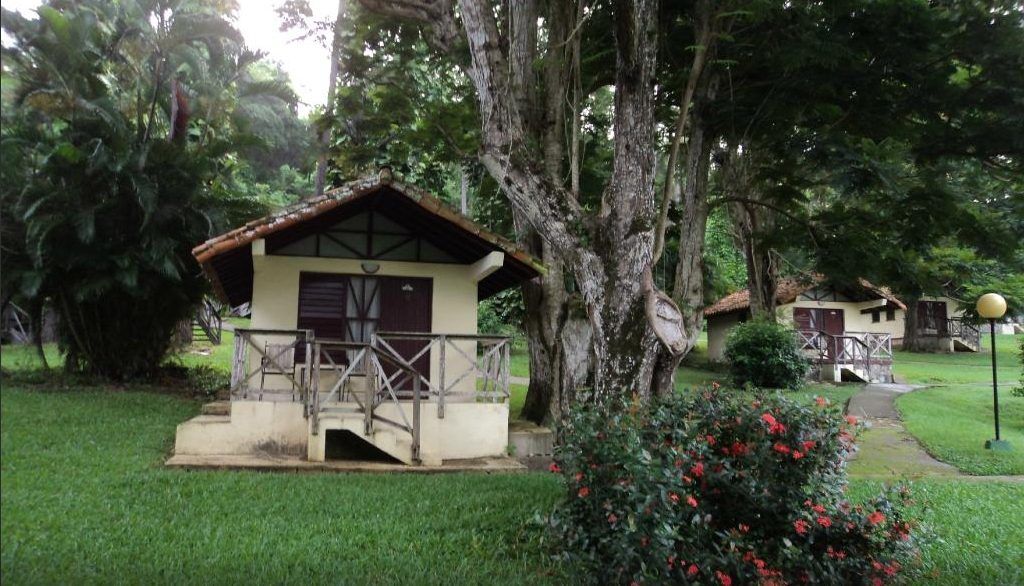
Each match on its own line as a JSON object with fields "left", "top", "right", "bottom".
{"left": 361, "top": 261, "right": 380, "bottom": 274}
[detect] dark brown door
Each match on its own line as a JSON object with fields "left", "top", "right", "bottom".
{"left": 823, "top": 308, "right": 845, "bottom": 336}
{"left": 378, "top": 277, "right": 433, "bottom": 391}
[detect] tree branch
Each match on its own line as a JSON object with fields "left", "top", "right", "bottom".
{"left": 356, "top": 0, "right": 461, "bottom": 52}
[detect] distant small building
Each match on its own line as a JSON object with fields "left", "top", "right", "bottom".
{"left": 173, "top": 171, "right": 542, "bottom": 466}
{"left": 703, "top": 278, "right": 979, "bottom": 383}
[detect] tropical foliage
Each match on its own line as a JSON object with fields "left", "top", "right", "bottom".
{"left": 0, "top": 1, "right": 310, "bottom": 379}
{"left": 725, "top": 320, "right": 809, "bottom": 390}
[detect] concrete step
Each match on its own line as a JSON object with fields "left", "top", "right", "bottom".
{"left": 201, "top": 401, "right": 231, "bottom": 416}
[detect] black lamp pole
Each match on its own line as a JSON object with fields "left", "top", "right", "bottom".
{"left": 989, "top": 318, "right": 1000, "bottom": 442}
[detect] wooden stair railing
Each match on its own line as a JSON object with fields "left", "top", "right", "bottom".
{"left": 192, "top": 297, "right": 223, "bottom": 345}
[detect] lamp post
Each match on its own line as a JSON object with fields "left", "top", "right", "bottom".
{"left": 976, "top": 293, "right": 1010, "bottom": 451}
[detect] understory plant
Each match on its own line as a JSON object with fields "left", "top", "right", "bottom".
{"left": 546, "top": 389, "right": 917, "bottom": 585}
{"left": 725, "top": 319, "right": 808, "bottom": 389}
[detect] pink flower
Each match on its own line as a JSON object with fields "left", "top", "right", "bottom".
{"left": 846, "top": 415, "right": 859, "bottom": 425}
{"left": 669, "top": 492, "right": 680, "bottom": 504}
{"left": 773, "top": 442, "right": 791, "bottom": 455}
{"left": 577, "top": 486, "right": 590, "bottom": 498}
{"left": 792, "top": 450, "right": 804, "bottom": 460}
{"left": 868, "top": 511, "right": 886, "bottom": 526}
{"left": 816, "top": 396, "right": 828, "bottom": 407}
{"left": 793, "top": 519, "right": 809, "bottom": 535}
{"left": 802, "top": 440, "right": 816, "bottom": 451}
{"left": 690, "top": 462, "right": 704, "bottom": 478}
{"left": 686, "top": 495, "right": 699, "bottom": 508}
{"left": 688, "top": 564, "right": 699, "bottom": 577}
{"left": 716, "top": 570, "right": 732, "bottom": 586}
{"left": 548, "top": 462, "right": 561, "bottom": 473}
{"left": 607, "top": 513, "right": 618, "bottom": 524}
{"left": 817, "top": 515, "right": 832, "bottom": 528}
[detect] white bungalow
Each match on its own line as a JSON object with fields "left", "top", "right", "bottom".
{"left": 172, "top": 170, "right": 542, "bottom": 466}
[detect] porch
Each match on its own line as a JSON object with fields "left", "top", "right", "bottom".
{"left": 796, "top": 330, "right": 894, "bottom": 384}
{"left": 901, "top": 316, "right": 981, "bottom": 352}
{"left": 174, "top": 328, "right": 513, "bottom": 466}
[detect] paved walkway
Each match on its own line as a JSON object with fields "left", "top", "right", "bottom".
{"left": 846, "top": 383, "right": 1022, "bottom": 482}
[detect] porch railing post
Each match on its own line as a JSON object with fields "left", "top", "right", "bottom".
{"left": 438, "top": 334, "right": 446, "bottom": 419}
{"left": 412, "top": 375, "right": 421, "bottom": 463}
{"left": 502, "top": 339, "right": 510, "bottom": 402}
{"left": 364, "top": 347, "right": 374, "bottom": 436}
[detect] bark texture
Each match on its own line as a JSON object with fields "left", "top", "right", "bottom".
{"left": 359, "top": 0, "right": 663, "bottom": 402}
{"left": 723, "top": 145, "right": 780, "bottom": 321}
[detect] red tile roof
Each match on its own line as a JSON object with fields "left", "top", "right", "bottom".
{"left": 703, "top": 276, "right": 905, "bottom": 317}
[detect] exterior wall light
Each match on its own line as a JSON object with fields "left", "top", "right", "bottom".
{"left": 976, "top": 293, "right": 1010, "bottom": 451}
{"left": 361, "top": 262, "right": 380, "bottom": 274}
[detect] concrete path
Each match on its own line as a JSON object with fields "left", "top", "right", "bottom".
{"left": 846, "top": 383, "right": 1022, "bottom": 482}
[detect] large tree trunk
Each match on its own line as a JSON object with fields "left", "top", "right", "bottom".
{"left": 902, "top": 296, "right": 923, "bottom": 351}
{"left": 723, "top": 145, "right": 779, "bottom": 320}
{"left": 361, "top": 0, "right": 662, "bottom": 400}
{"left": 315, "top": 0, "right": 347, "bottom": 195}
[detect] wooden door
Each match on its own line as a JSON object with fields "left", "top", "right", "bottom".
{"left": 823, "top": 308, "right": 845, "bottom": 336}
{"left": 378, "top": 277, "right": 433, "bottom": 391}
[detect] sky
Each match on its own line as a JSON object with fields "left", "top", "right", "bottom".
{"left": 3, "top": 0, "right": 339, "bottom": 114}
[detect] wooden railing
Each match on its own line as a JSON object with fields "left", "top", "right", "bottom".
{"left": 946, "top": 318, "right": 980, "bottom": 348}
{"left": 308, "top": 339, "right": 422, "bottom": 462}
{"left": 796, "top": 330, "right": 892, "bottom": 374}
{"left": 193, "top": 296, "right": 223, "bottom": 345}
{"left": 228, "top": 329, "right": 513, "bottom": 464}
{"left": 372, "top": 332, "right": 511, "bottom": 418}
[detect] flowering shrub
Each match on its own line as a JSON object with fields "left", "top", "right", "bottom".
{"left": 546, "top": 389, "right": 917, "bottom": 585}
{"left": 724, "top": 319, "right": 808, "bottom": 389}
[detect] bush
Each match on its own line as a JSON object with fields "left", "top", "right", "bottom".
{"left": 546, "top": 390, "right": 917, "bottom": 585}
{"left": 725, "top": 319, "right": 808, "bottom": 389}
{"left": 186, "top": 365, "right": 230, "bottom": 398}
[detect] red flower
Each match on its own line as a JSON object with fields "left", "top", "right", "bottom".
{"left": 577, "top": 486, "right": 590, "bottom": 498}
{"left": 793, "top": 519, "right": 809, "bottom": 535}
{"left": 607, "top": 513, "right": 618, "bottom": 524}
{"left": 548, "top": 462, "right": 561, "bottom": 473}
{"left": 690, "top": 462, "right": 704, "bottom": 478}
{"left": 688, "top": 564, "right": 699, "bottom": 577}
{"left": 761, "top": 412, "right": 777, "bottom": 426}
{"left": 738, "top": 524, "right": 750, "bottom": 533}
{"left": 667, "top": 555, "right": 676, "bottom": 569}
{"left": 817, "top": 515, "right": 833, "bottom": 528}
{"left": 705, "top": 435, "right": 717, "bottom": 446}
{"left": 871, "top": 578, "right": 883, "bottom": 586}
{"left": 846, "top": 415, "right": 859, "bottom": 425}
{"left": 574, "top": 471, "right": 584, "bottom": 482}
{"left": 868, "top": 511, "right": 886, "bottom": 526}
{"left": 815, "top": 396, "right": 828, "bottom": 407}
{"left": 729, "top": 441, "right": 749, "bottom": 456}
{"left": 773, "top": 442, "right": 791, "bottom": 455}
{"left": 792, "top": 450, "right": 804, "bottom": 460}
{"left": 802, "top": 440, "right": 816, "bottom": 451}
{"left": 716, "top": 571, "right": 732, "bottom": 586}
{"left": 686, "top": 495, "right": 698, "bottom": 508}
{"left": 669, "top": 492, "right": 680, "bottom": 504}
{"left": 811, "top": 503, "right": 825, "bottom": 514}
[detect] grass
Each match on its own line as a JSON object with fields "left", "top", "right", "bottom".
{"left": 847, "top": 480, "right": 1024, "bottom": 585}
{"left": 2, "top": 384, "right": 1020, "bottom": 584}
{"left": 893, "top": 334, "right": 1020, "bottom": 385}
{"left": 0, "top": 386, "right": 562, "bottom": 584}
{"left": 897, "top": 386, "right": 1024, "bottom": 476}
{"left": 890, "top": 334, "right": 1024, "bottom": 476}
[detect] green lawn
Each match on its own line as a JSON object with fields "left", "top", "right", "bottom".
{"left": 897, "top": 386, "right": 1024, "bottom": 476}
{"left": 890, "top": 334, "right": 1024, "bottom": 476}
{"left": 0, "top": 386, "right": 562, "bottom": 584}
{"left": 893, "top": 334, "right": 1020, "bottom": 385}
{"left": 2, "top": 385, "right": 1020, "bottom": 584}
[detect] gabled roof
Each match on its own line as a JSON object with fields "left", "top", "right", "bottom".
{"left": 703, "top": 276, "right": 906, "bottom": 318}
{"left": 193, "top": 171, "right": 544, "bottom": 306}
